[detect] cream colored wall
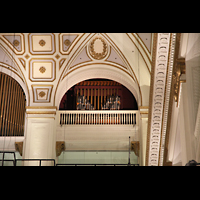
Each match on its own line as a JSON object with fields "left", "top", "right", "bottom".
{"left": 168, "top": 33, "right": 200, "bottom": 165}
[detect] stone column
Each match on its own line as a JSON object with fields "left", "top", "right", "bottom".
{"left": 22, "top": 107, "right": 57, "bottom": 166}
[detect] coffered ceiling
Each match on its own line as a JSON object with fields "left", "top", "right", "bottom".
{"left": 0, "top": 33, "right": 154, "bottom": 107}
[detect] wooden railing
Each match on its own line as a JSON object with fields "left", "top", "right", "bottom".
{"left": 58, "top": 110, "right": 138, "bottom": 126}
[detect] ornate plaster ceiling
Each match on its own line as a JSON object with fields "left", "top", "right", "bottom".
{"left": 0, "top": 33, "right": 154, "bottom": 107}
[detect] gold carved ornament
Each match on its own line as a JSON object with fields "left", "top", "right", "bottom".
{"left": 15, "top": 141, "right": 65, "bottom": 157}
{"left": 64, "top": 39, "right": 71, "bottom": 46}
{"left": 56, "top": 141, "right": 65, "bottom": 157}
{"left": 39, "top": 66, "right": 46, "bottom": 73}
{"left": 172, "top": 58, "right": 185, "bottom": 102}
{"left": 13, "top": 40, "right": 20, "bottom": 47}
{"left": 131, "top": 141, "right": 139, "bottom": 157}
{"left": 89, "top": 37, "right": 108, "bottom": 60}
{"left": 39, "top": 39, "right": 46, "bottom": 47}
{"left": 39, "top": 91, "right": 46, "bottom": 98}
{"left": 15, "top": 142, "right": 23, "bottom": 156}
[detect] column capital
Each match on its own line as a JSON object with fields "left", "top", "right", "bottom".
{"left": 26, "top": 106, "right": 57, "bottom": 118}
{"left": 139, "top": 106, "right": 149, "bottom": 118}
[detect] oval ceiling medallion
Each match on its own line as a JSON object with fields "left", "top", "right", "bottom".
{"left": 89, "top": 37, "right": 108, "bottom": 60}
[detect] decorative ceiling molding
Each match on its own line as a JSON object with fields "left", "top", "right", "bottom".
{"left": 59, "top": 33, "right": 84, "bottom": 55}
{"left": 28, "top": 33, "right": 55, "bottom": 55}
{"left": 0, "top": 33, "right": 153, "bottom": 109}
{"left": 0, "top": 33, "right": 25, "bottom": 55}
{"left": 32, "top": 85, "right": 53, "bottom": 103}
{"left": 146, "top": 33, "right": 177, "bottom": 166}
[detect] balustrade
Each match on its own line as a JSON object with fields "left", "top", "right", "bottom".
{"left": 58, "top": 110, "right": 138, "bottom": 126}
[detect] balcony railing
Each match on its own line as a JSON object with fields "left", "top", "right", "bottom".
{"left": 58, "top": 110, "right": 138, "bottom": 126}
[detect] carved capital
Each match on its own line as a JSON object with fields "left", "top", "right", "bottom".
{"left": 131, "top": 141, "right": 139, "bottom": 157}
{"left": 15, "top": 142, "right": 23, "bottom": 156}
{"left": 56, "top": 141, "right": 65, "bottom": 157}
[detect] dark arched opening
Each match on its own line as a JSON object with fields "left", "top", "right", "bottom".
{"left": 59, "top": 79, "right": 138, "bottom": 110}
{"left": 0, "top": 72, "right": 26, "bottom": 136}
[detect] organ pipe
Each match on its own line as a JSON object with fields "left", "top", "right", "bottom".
{"left": 0, "top": 72, "right": 25, "bottom": 136}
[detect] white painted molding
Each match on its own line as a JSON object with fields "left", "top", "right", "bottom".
{"left": 148, "top": 33, "right": 172, "bottom": 166}
{"left": 55, "top": 64, "right": 140, "bottom": 108}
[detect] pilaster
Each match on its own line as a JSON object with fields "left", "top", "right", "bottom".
{"left": 139, "top": 106, "right": 148, "bottom": 166}
{"left": 23, "top": 106, "right": 57, "bottom": 166}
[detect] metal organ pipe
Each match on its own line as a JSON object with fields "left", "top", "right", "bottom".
{"left": 0, "top": 72, "right": 26, "bottom": 136}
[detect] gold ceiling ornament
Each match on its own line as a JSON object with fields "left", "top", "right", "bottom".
{"left": 39, "top": 91, "right": 46, "bottom": 98}
{"left": 55, "top": 54, "right": 60, "bottom": 59}
{"left": 25, "top": 54, "right": 30, "bottom": 59}
{"left": 39, "top": 39, "right": 46, "bottom": 47}
{"left": 13, "top": 40, "right": 20, "bottom": 47}
{"left": 39, "top": 66, "right": 46, "bottom": 73}
{"left": 89, "top": 37, "right": 108, "bottom": 60}
{"left": 64, "top": 39, "right": 71, "bottom": 46}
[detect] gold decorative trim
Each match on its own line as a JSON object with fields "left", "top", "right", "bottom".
{"left": 172, "top": 58, "right": 185, "bottom": 103}
{"left": 56, "top": 141, "right": 65, "bottom": 157}
{"left": 139, "top": 106, "right": 149, "bottom": 110}
{"left": 39, "top": 39, "right": 46, "bottom": 47}
{"left": 131, "top": 141, "right": 139, "bottom": 157}
{"left": 59, "top": 58, "right": 66, "bottom": 70}
{"left": 140, "top": 111, "right": 148, "bottom": 115}
{"left": 39, "top": 66, "right": 46, "bottom": 73}
{"left": 29, "top": 58, "right": 56, "bottom": 82}
{"left": 59, "top": 33, "right": 84, "bottom": 55}
{"left": 26, "top": 111, "right": 56, "bottom": 115}
{"left": 13, "top": 40, "right": 20, "bottom": 47}
{"left": 26, "top": 106, "right": 57, "bottom": 110}
{"left": 28, "top": 33, "right": 56, "bottom": 55}
{"left": 0, "top": 34, "right": 25, "bottom": 55}
{"left": 55, "top": 54, "right": 60, "bottom": 59}
{"left": 39, "top": 91, "right": 46, "bottom": 98}
{"left": 31, "top": 84, "right": 53, "bottom": 103}
{"left": 15, "top": 142, "right": 23, "bottom": 156}
{"left": 19, "top": 58, "right": 26, "bottom": 70}
{"left": 64, "top": 39, "right": 71, "bottom": 46}
{"left": 89, "top": 37, "right": 108, "bottom": 60}
{"left": 25, "top": 54, "right": 30, "bottom": 59}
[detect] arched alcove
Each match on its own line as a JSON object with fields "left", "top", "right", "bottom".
{"left": 59, "top": 78, "right": 138, "bottom": 110}
{"left": 55, "top": 64, "right": 141, "bottom": 108}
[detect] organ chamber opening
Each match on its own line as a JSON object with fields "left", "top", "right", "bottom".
{"left": 59, "top": 79, "right": 138, "bottom": 110}
{"left": 0, "top": 72, "right": 26, "bottom": 136}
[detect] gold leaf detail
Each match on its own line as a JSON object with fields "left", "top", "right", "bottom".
{"left": 89, "top": 37, "right": 108, "bottom": 60}
{"left": 64, "top": 39, "right": 71, "bottom": 46}
{"left": 13, "top": 40, "right": 20, "bottom": 47}
{"left": 39, "top": 66, "right": 46, "bottom": 73}
{"left": 39, "top": 39, "right": 46, "bottom": 47}
{"left": 39, "top": 91, "right": 46, "bottom": 98}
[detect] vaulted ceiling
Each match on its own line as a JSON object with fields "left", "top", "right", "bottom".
{"left": 0, "top": 33, "right": 154, "bottom": 108}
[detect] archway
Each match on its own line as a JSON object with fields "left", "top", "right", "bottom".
{"left": 55, "top": 64, "right": 141, "bottom": 108}
{"left": 59, "top": 78, "right": 138, "bottom": 110}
